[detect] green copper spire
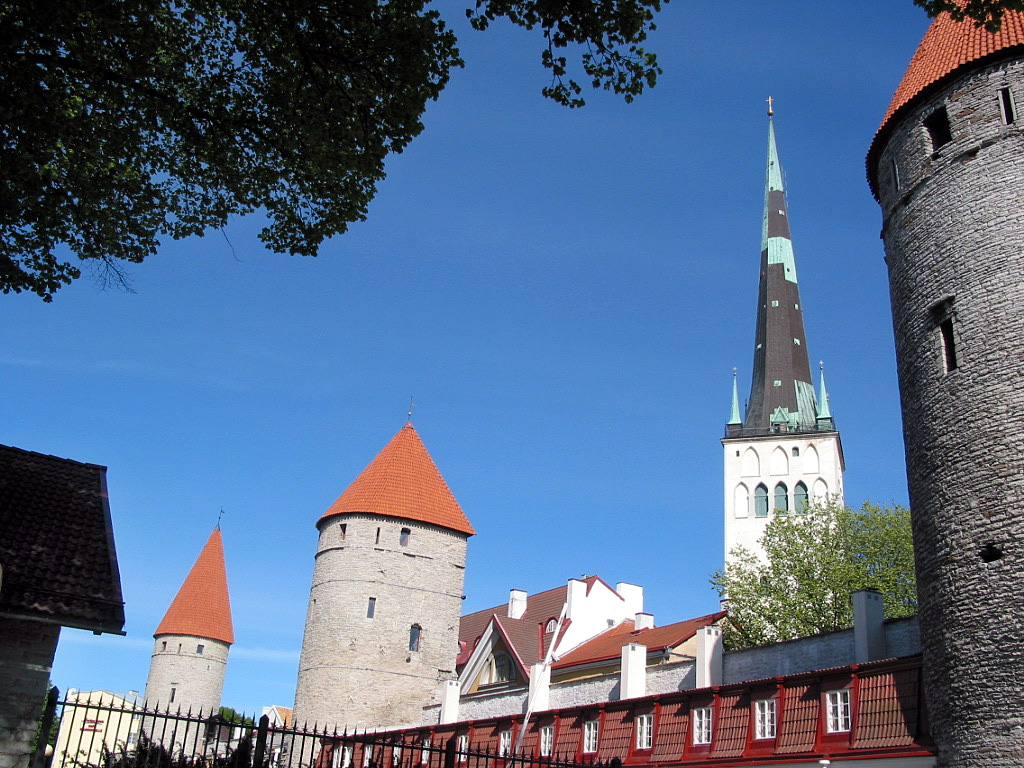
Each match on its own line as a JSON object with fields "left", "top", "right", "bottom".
{"left": 761, "top": 117, "right": 799, "bottom": 284}
{"left": 817, "top": 361, "right": 833, "bottom": 421}
{"left": 728, "top": 368, "right": 742, "bottom": 425}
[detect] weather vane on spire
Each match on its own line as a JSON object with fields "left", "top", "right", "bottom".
{"left": 766, "top": 96, "right": 774, "bottom": 117}
{"left": 407, "top": 397, "right": 416, "bottom": 422}
{"left": 216, "top": 507, "right": 224, "bottom": 529}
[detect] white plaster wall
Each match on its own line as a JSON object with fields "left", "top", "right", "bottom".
{"left": 556, "top": 581, "right": 642, "bottom": 657}
{"left": 722, "top": 432, "right": 844, "bottom": 564}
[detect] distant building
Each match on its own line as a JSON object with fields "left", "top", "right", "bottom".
{"left": 722, "top": 114, "right": 844, "bottom": 565}
{"left": 0, "top": 445, "right": 125, "bottom": 768}
{"left": 293, "top": 423, "right": 475, "bottom": 729}
{"left": 52, "top": 690, "right": 140, "bottom": 768}
{"left": 866, "top": 10, "right": 1024, "bottom": 767}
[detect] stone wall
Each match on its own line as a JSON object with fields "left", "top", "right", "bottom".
{"left": 143, "top": 634, "right": 229, "bottom": 714}
{"left": 0, "top": 618, "right": 59, "bottom": 768}
{"left": 294, "top": 514, "right": 468, "bottom": 730}
{"left": 874, "top": 54, "right": 1024, "bottom": 766}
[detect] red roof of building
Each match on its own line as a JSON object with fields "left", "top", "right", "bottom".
{"left": 154, "top": 528, "right": 234, "bottom": 644}
{"left": 552, "top": 611, "right": 726, "bottom": 668}
{"left": 869, "top": 10, "right": 1024, "bottom": 193}
{"left": 319, "top": 423, "right": 475, "bottom": 536}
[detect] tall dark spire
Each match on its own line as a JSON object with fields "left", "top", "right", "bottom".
{"left": 741, "top": 114, "right": 819, "bottom": 431}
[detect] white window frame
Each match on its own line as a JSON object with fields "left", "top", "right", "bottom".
{"left": 455, "top": 735, "right": 468, "bottom": 763}
{"left": 692, "top": 707, "right": 712, "bottom": 745}
{"left": 334, "top": 746, "right": 353, "bottom": 768}
{"left": 499, "top": 730, "right": 512, "bottom": 757}
{"left": 826, "top": 689, "right": 852, "bottom": 733}
{"left": 363, "top": 745, "right": 375, "bottom": 767}
{"left": 539, "top": 726, "right": 554, "bottom": 757}
{"left": 420, "top": 738, "right": 430, "bottom": 765}
{"left": 754, "top": 699, "right": 776, "bottom": 739}
{"left": 582, "top": 720, "right": 599, "bottom": 754}
{"left": 391, "top": 748, "right": 402, "bottom": 767}
{"left": 635, "top": 713, "right": 653, "bottom": 750}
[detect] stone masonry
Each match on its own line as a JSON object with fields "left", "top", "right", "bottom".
{"left": 143, "top": 635, "right": 230, "bottom": 714}
{"left": 293, "top": 514, "right": 468, "bottom": 730}
{"left": 0, "top": 618, "right": 59, "bottom": 768}
{"left": 873, "top": 53, "right": 1024, "bottom": 766}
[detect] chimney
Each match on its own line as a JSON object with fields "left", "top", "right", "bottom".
{"left": 695, "top": 626, "right": 723, "bottom": 688}
{"left": 853, "top": 588, "right": 886, "bottom": 663}
{"left": 508, "top": 589, "right": 527, "bottom": 619}
{"left": 634, "top": 613, "right": 654, "bottom": 630}
{"left": 438, "top": 679, "right": 460, "bottom": 724}
{"left": 528, "top": 662, "right": 551, "bottom": 712}
{"left": 619, "top": 643, "right": 647, "bottom": 699}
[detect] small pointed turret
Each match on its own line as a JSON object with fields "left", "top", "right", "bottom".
{"left": 727, "top": 369, "right": 742, "bottom": 425}
{"left": 817, "top": 361, "right": 833, "bottom": 427}
{"left": 743, "top": 112, "right": 820, "bottom": 432}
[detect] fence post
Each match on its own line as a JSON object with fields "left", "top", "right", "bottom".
{"left": 253, "top": 714, "right": 270, "bottom": 768}
{"left": 443, "top": 736, "right": 456, "bottom": 768}
{"left": 32, "top": 686, "right": 59, "bottom": 768}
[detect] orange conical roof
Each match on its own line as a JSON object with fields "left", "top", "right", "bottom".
{"left": 878, "top": 10, "right": 1024, "bottom": 134}
{"left": 319, "top": 423, "right": 475, "bottom": 536}
{"left": 154, "top": 528, "right": 234, "bottom": 644}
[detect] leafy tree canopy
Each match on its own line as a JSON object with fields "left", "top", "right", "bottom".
{"left": 914, "top": 0, "right": 1023, "bottom": 30}
{"left": 1, "top": 0, "right": 1019, "bottom": 300}
{"left": 710, "top": 499, "right": 917, "bottom": 650}
{"left": 0, "top": 0, "right": 662, "bottom": 300}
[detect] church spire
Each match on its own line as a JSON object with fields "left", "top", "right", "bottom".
{"left": 740, "top": 111, "right": 818, "bottom": 432}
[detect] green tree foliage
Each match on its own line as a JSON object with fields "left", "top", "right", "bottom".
{"left": 217, "top": 707, "right": 254, "bottom": 726}
{"left": 710, "top": 500, "right": 917, "bottom": 649}
{"left": 914, "top": 0, "right": 1023, "bottom": 30}
{"left": 0, "top": 0, "right": 663, "bottom": 300}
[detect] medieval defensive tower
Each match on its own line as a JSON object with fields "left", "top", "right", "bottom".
{"left": 722, "top": 112, "right": 844, "bottom": 564}
{"left": 867, "top": 11, "right": 1024, "bottom": 766}
{"left": 293, "top": 423, "right": 474, "bottom": 729}
{"left": 144, "top": 527, "right": 234, "bottom": 714}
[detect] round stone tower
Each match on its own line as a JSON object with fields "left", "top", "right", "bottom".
{"left": 867, "top": 12, "right": 1024, "bottom": 766}
{"left": 144, "top": 527, "right": 234, "bottom": 715}
{"left": 293, "top": 423, "right": 474, "bottom": 730}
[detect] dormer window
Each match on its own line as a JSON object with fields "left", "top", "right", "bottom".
{"left": 545, "top": 618, "right": 558, "bottom": 633}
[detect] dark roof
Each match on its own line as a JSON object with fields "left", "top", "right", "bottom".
{"left": 0, "top": 445, "right": 125, "bottom": 633}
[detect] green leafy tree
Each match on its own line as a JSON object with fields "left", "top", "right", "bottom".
{"left": 1, "top": 0, "right": 1019, "bottom": 300}
{"left": 914, "top": 0, "right": 1023, "bottom": 30}
{"left": 217, "top": 707, "right": 254, "bottom": 726}
{"left": 710, "top": 499, "right": 917, "bottom": 649}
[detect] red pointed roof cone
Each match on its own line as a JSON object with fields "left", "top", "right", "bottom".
{"left": 320, "top": 423, "right": 475, "bottom": 536}
{"left": 154, "top": 528, "right": 234, "bottom": 644}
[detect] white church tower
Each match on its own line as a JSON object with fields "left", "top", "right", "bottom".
{"left": 722, "top": 109, "right": 845, "bottom": 564}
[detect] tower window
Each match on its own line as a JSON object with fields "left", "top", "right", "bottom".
{"left": 795, "top": 482, "right": 809, "bottom": 513}
{"left": 774, "top": 483, "right": 789, "bottom": 513}
{"left": 998, "top": 87, "right": 1016, "bottom": 124}
{"left": 754, "top": 485, "right": 769, "bottom": 518}
{"left": 375, "top": 527, "right": 381, "bottom": 545}
{"left": 890, "top": 157, "right": 900, "bottom": 193}
{"left": 196, "top": 644, "right": 204, "bottom": 654}
{"left": 409, "top": 624, "right": 422, "bottom": 652}
{"left": 400, "top": 528, "right": 411, "bottom": 547}
{"left": 923, "top": 107, "right": 952, "bottom": 151}
{"left": 791, "top": 447, "right": 799, "bottom": 457}
{"left": 339, "top": 523, "right": 347, "bottom": 540}
{"left": 367, "top": 597, "right": 376, "bottom": 618}
{"left": 939, "top": 319, "right": 958, "bottom": 371}
{"left": 169, "top": 687, "right": 176, "bottom": 703}
{"left": 161, "top": 641, "right": 166, "bottom": 651}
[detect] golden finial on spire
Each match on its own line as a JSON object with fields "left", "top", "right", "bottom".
{"left": 407, "top": 397, "right": 416, "bottom": 422}
{"left": 766, "top": 96, "right": 774, "bottom": 117}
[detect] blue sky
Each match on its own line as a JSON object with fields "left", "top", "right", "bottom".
{"left": 9, "top": 0, "right": 930, "bottom": 715}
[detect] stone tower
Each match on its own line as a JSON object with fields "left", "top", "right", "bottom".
{"left": 293, "top": 423, "right": 474, "bottom": 730}
{"left": 722, "top": 112, "right": 844, "bottom": 564}
{"left": 144, "top": 527, "right": 234, "bottom": 714}
{"left": 866, "top": 11, "right": 1024, "bottom": 767}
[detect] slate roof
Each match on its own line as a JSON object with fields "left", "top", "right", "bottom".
{"left": 552, "top": 611, "right": 726, "bottom": 668}
{"left": 155, "top": 528, "right": 234, "bottom": 644}
{"left": 868, "top": 10, "right": 1024, "bottom": 195}
{"left": 0, "top": 444, "right": 125, "bottom": 633}
{"left": 320, "top": 423, "right": 475, "bottom": 536}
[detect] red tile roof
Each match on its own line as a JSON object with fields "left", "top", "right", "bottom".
{"left": 868, "top": 10, "right": 1024, "bottom": 193}
{"left": 155, "top": 528, "right": 234, "bottom": 644}
{"left": 552, "top": 611, "right": 726, "bottom": 669}
{"left": 0, "top": 444, "right": 125, "bottom": 634}
{"left": 320, "top": 423, "right": 474, "bottom": 536}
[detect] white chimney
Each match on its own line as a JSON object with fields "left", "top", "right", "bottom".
{"left": 620, "top": 643, "right": 647, "bottom": 699}
{"left": 695, "top": 626, "right": 723, "bottom": 688}
{"left": 508, "top": 589, "right": 527, "bottom": 620}
{"left": 634, "top": 612, "right": 654, "bottom": 630}
{"left": 853, "top": 588, "right": 886, "bottom": 663}
{"left": 528, "top": 662, "right": 551, "bottom": 712}
{"left": 438, "top": 679, "right": 460, "bottom": 724}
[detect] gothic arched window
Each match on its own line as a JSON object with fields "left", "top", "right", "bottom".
{"left": 794, "top": 482, "right": 809, "bottom": 513}
{"left": 775, "top": 483, "right": 789, "bottom": 513}
{"left": 754, "top": 485, "right": 769, "bottom": 518}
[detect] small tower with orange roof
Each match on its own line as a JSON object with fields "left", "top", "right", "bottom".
{"left": 144, "top": 527, "right": 234, "bottom": 714}
{"left": 293, "top": 422, "right": 474, "bottom": 730}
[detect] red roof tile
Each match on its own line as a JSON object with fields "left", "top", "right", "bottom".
{"left": 552, "top": 611, "right": 726, "bottom": 669}
{"left": 879, "top": 10, "right": 1024, "bottom": 134}
{"left": 319, "top": 423, "right": 474, "bottom": 536}
{"left": 155, "top": 528, "right": 234, "bottom": 644}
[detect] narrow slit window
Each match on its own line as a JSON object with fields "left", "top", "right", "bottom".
{"left": 890, "top": 156, "right": 900, "bottom": 193}
{"left": 400, "top": 528, "right": 411, "bottom": 547}
{"left": 409, "top": 623, "right": 422, "bottom": 652}
{"left": 339, "top": 523, "right": 347, "bottom": 540}
{"left": 367, "top": 597, "right": 376, "bottom": 618}
{"left": 940, "top": 318, "right": 958, "bottom": 371}
{"left": 923, "top": 107, "right": 953, "bottom": 150}
{"left": 375, "top": 527, "right": 381, "bottom": 545}
{"left": 169, "top": 687, "right": 176, "bottom": 703}
{"left": 998, "top": 87, "right": 1016, "bottom": 124}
